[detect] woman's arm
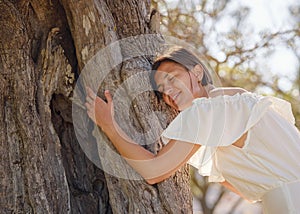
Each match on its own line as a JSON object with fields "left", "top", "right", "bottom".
{"left": 106, "top": 123, "right": 200, "bottom": 184}
{"left": 220, "top": 181, "right": 255, "bottom": 202}
{"left": 220, "top": 181, "right": 242, "bottom": 196}
{"left": 85, "top": 88, "right": 200, "bottom": 184}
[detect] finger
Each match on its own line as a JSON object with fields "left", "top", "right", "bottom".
{"left": 85, "top": 95, "right": 95, "bottom": 104}
{"left": 86, "top": 105, "right": 96, "bottom": 119}
{"left": 86, "top": 96, "right": 95, "bottom": 105}
{"left": 85, "top": 102, "right": 94, "bottom": 111}
{"left": 104, "top": 90, "right": 113, "bottom": 103}
{"left": 87, "top": 111, "right": 95, "bottom": 122}
{"left": 86, "top": 87, "right": 96, "bottom": 99}
{"left": 86, "top": 86, "right": 92, "bottom": 96}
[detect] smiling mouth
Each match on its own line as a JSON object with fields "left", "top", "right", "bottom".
{"left": 172, "top": 92, "right": 180, "bottom": 102}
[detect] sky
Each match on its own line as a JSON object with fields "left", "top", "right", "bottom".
{"left": 239, "top": 0, "right": 299, "bottom": 90}
{"left": 163, "top": 0, "right": 300, "bottom": 94}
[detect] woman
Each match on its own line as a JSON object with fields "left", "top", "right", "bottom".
{"left": 85, "top": 46, "right": 300, "bottom": 213}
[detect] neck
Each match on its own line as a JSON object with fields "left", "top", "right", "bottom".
{"left": 204, "top": 84, "right": 215, "bottom": 97}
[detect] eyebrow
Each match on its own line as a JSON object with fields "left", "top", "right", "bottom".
{"left": 156, "top": 73, "right": 169, "bottom": 90}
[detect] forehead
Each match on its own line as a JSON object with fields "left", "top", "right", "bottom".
{"left": 154, "top": 61, "right": 186, "bottom": 81}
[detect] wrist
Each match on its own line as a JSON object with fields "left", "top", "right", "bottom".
{"left": 100, "top": 121, "right": 116, "bottom": 136}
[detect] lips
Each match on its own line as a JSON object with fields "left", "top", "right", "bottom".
{"left": 171, "top": 92, "right": 180, "bottom": 102}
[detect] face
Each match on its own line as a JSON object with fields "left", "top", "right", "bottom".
{"left": 154, "top": 61, "right": 207, "bottom": 111}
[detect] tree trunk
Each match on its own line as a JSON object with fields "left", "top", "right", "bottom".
{"left": 0, "top": 0, "right": 192, "bottom": 213}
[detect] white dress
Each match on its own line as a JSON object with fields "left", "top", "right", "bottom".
{"left": 160, "top": 92, "right": 300, "bottom": 213}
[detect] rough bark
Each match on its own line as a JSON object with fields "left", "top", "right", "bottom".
{"left": 0, "top": 0, "right": 192, "bottom": 213}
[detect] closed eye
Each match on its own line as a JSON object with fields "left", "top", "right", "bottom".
{"left": 168, "top": 76, "right": 175, "bottom": 82}
{"left": 156, "top": 72, "right": 178, "bottom": 93}
{"left": 167, "top": 73, "right": 177, "bottom": 82}
{"left": 157, "top": 85, "right": 164, "bottom": 93}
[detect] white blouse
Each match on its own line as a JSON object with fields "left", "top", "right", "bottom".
{"left": 161, "top": 92, "right": 300, "bottom": 201}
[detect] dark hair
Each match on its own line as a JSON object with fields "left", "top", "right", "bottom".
{"left": 150, "top": 46, "right": 213, "bottom": 97}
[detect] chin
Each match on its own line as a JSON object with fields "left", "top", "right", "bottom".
{"left": 178, "top": 102, "right": 193, "bottom": 111}
{"left": 177, "top": 105, "right": 186, "bottom": 111}
{"left": 178, "top": 107, "right": 186, "bottom": 111}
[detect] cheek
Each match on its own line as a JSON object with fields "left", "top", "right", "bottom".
{"left": 163, "top": 95, "right": 178, "bottom": 109}
{"left": 174, "top": 78, "right": 191, "bottom": 91}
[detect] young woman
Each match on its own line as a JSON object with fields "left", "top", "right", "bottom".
{"left": 85, "top": 47, "right": 300, "bottom": 213}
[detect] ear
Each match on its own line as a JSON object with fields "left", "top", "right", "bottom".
{"left": 191, "top": 64, "right": 204, "bottom": 82}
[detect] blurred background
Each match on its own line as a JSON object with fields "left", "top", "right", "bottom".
{"left": 152, "top": 0, "right": 300, "bottom": 213}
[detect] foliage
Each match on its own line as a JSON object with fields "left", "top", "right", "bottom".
{"left": 152, "top": 0, "right": 300, "bottom": 213}
{"left": 153, "top": 0, "right": 300, "bottom": 127}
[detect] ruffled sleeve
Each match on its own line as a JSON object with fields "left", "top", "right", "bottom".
{"left": 161, "top": 92, "right": 269, "bottom": 146}
{"left": 160, "top": 92, "right": 283, "bottom": 180}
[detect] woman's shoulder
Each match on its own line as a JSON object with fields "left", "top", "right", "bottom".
{"left": 208, "top": 87, "right": 248, "bottom": 98}
{"left": 191, "top": 87, "right": 259, "bottom": 109}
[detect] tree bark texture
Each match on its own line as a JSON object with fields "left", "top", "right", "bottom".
{"left": 0, "top": 0, "right": 192, "bottom": 213}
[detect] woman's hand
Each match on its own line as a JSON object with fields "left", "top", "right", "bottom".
{"left": 85, "top": 87, "right": 115, "bottom": 132}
